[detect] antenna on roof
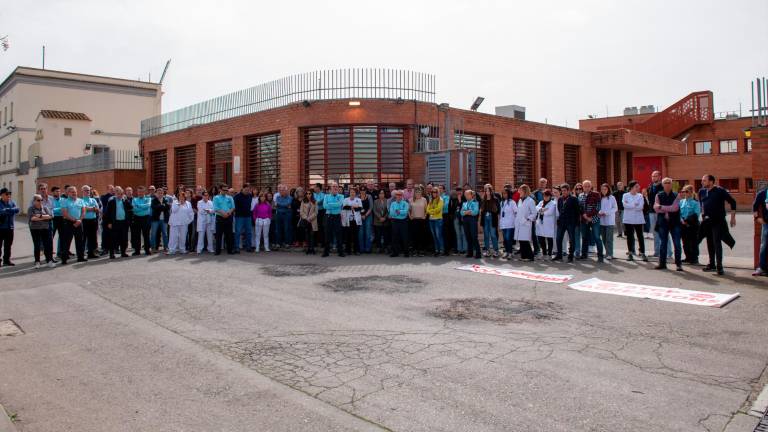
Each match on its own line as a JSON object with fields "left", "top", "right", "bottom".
{"left": 159, "top": 59, "right": 171, "bottom": 85}
{"left": 42, "top": 45, "right": 45, "bottom": 69}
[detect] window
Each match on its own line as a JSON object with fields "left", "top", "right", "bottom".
{"left": 513, "top": 139, "right": 535, "bottom": 188}
{"left": 563, "top": 144, "right": 581, "bottom": 187}
{"left": 8, "top": 141, "right": 11, "bottom": 163}
{"left": 208, "top": 141, "right": 233, "bottom": 188}
{"left": 64, "top": 128, "right": 72, "bottom": 136}
{"left": 746, "top": 178, "right": 755, "bottom": 193}
{"left": 303, "top": 125, "right": 406, "bottom": 187}
{"left": 456, "top": 133, "right": 491, "bottom": 189}
{"left": 2, "top": 144, "right": 5, "bottom": 163}
{"left": 719, "top": 139, "right": 737, "bottom": 154}
{"left": 672, "top": 179, "right": 688, "bottom": 192}
{"left": 718, "top": 178, "right": 739, "bottom": 193}
{"left": 540, "top": 141, "right": 551, "bottom": 181}
{"left": 174, "top": 145, "right": 197, "bottom": 189}
{"left": 2, "top": 107, "right": 5, "bottom": 125}
{"left": 9, "top": 102, "right": 12, "bottom": 122}
{"left": 246, "top": 133, "right": 280, "bottom": 192}
{"left": 149, "top": 150, "right": 167, "bottom": 188}
{"left": 596, "top": 149, "right": 609, "bottom": 187}
{"left": 694, "top": 141, "right": 711, "bottom": 155}
{"left": 694, "top": 179, "right": 703, "bottom": 192}
{"left": 746, "top": 138, "right": 752, "bottom": 153}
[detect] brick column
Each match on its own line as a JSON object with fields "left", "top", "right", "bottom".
{"left": 195, "top": 142, "right": 207, "bottom": 187}
{"left": 750, "top": 126, "right": 768, "bottom": 269}
{"left": 231, "top": 136, "right": 246, "bottom": 188}
{"left": 281, "top": 128, "right": 301, "bottom": 187}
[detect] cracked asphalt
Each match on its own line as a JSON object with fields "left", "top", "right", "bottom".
{"left": 0, "top": 220, "right": 767, "bottom": 431}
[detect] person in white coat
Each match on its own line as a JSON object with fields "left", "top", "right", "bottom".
{"left": 514, "top": 184, "right": 538, "bottom": 261}
{"left": 499, "top": 189, "right": 518, "bottom": 260}
{"left": 598, "top": 183, "right": 618, "bottom": 260}
{"left": 535, "top": 190, "right": 557, "bottom": 258}
{"left": 168, "top": 191, "right": 194, "bottom": 255}
{"left": 196, "top": 191, "right": 216, "bottom": 254}
{"left": 622, "top": 180, "right": 648, "bottom": 262}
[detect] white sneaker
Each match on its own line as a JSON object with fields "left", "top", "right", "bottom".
{"left": 34, "top": 262, "right": 41, "bottom": 269}
{"left": 48, "top": 261, "right": 56, "bottom": 268}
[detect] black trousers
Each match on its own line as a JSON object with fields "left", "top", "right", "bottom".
{"left": 30, "top": 228, "right": 53, "bottom": 263}
{"left": 705, "top": 218, "right": 726, "bottom": 270}
{"left": 215, "top": 216, "right": 234, "bottom": 254}
{"left": 442, "top": 213, "right": 455, "bottom": 253}
{"left": 130, "top": 215, "right": 151, "bottom": 254}
{"left": 519, "top": 240, "right": 534, "bottom": 260}
{"left": 305, "top": 225, "right": 316, "bottom": 251}
{"left": 390, "top": 219, "right": 409, "bottom": 256}
{"left": 0, "top": 228, "right": 13, "bottom": 263}
{"left": 323, "top": 214, "right": 343, "bottom": 255}
{"left": 531, "top": 223, "right": 540, "bottom": 254}
{"left": 344, "top": 221, "right": 360, "bottom": 254}
{"left": 373, "top": 224, "right": 390, "bottom": 251}
{"left": 101, "top": 220, "right": 112, "bottom": 254}
{"left": 410, "top": 218, "right": 427, "bottom": 253}
{"left": 537, "top": 236, "right": 553, "bottom": 256}
{"left": 681, "top": 220, "right": 700, "bottom": 263}
{"left": 110, "top": 220, "right": 129, "bottom": 256}
{"left": 317, "top": 210, "right": 326, "bottom": 245}
{"left": 625, "top": 223, "right": 645, "bottom": 255}
{"left": 82, "top": 218, "right": 99, "bottom": 256}
{"left": 60, "top": 220, "right": 85, "bottom": 262}
{"left": 52, "top": 215, "right": 64, "bottom": 253}
{"left": 555, "top": 223, "right": 576, "bottom": 258}
{"left": 462, "top": 215, "right": 481, "bottom": 257}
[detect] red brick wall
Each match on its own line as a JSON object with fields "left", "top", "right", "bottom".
{"left": 38, "top": 169, "right": 146, "bottom": 195}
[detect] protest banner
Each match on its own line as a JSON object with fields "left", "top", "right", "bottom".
{"left": 456, "top": 264, "right": 574, "bottom": 284}
{"left": 568, "top": 278, "right": 739, "bottom": 307}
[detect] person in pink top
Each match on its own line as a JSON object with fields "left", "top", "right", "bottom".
{"left": 252, "top": 192, "right": 273, "bottom": 252}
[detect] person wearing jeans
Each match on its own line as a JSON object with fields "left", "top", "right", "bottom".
{"left": 322, "top": 184, "right": 345, "bottom": 257}
{"left": 481, "top": 184, "right": 500, "bottom": 258}
{"left": 461, "top": 190, "right": 481, "bottom": 259}
{"left": 252, "top": 192, "right": 272, "bottom": 252}
{"left": 577, "top": 180, "right": 604, "bottom": 263}
{"left": 598, "top": 183, "right": 617, "bottom": 260}
{"left": 426, "top": 189, "right": 444, "bottom": 256}
{"left": 273, "top": 185, "right": 293, "bottom": 249}
{"left": 233, "top": 186, "right": 254, "bottom": 252}
{"left": 358, "top": 188, "right": 373, "bottom": 253}
{"left": 452, "top": 189, "right": 467, "bottom": 255}
{"left": 213, "top": 187, "right": 235, "bottom": 255}
{"left": 753, "top": 187, "right": 768, "bottom": 276}
{"left": 622, "top": 181, "right": 648, "bottom": 262}
{"left": 554, "top": 184, "right": 580, "bottom": 262}
{"left": 150, "top": 189, "right": 170, "bottom": 251}
{"left": 653, "top": 177, "right": 683, "bottom": 271}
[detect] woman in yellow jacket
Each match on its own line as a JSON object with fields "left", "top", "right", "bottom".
{"left": 426, "top": 189, "right": 444, "bottom": 257}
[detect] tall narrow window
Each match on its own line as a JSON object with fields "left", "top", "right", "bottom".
{"left": 9, "top": 102, "right": 13, "bottom": 122}
{"left": 612, "top": 150, "right": 621, "bottom": 184}
{"left": 513, "top": 139, "right": 535, "bottom": 187}
{"left": 539, "top": 141, "right": 551, "bottom": 181}
{"left": 596, "top": 149, "right": 609, "bottom": 186}
{"left": 456, "top": 132, "right": 491, "bottom": 189}
{"left": 563, "top": 145, "right": 580, "bottom": 187}
{"left": 150, "top": 150, "right": 168, "bottom": 188}
{"left": 208, "top": 141, "right": 233, "bottom": 188}
{"left": 246, "top": 132, "right": 280, "bottom": 192}
{"left": 174, "top": 145, "right": 197, "bottom": 189}
{"left": 626, "top": 151, "right": 633, "bottom": 182}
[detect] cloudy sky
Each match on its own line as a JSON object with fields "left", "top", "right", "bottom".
{"left": 2, "top": 0, "right": 766, "bottom": 126}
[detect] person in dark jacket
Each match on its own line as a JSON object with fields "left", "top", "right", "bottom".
{"left": 150, "top": 188, "right": 171, "bottom": 251}
{"left": 0, "top": 188, "right": 20, "bottom": 266}
{"left": 698, "top": 174, "right": 737, "bottom": 275}
{"left": 99, "top": 185, "right": 115, "bottom": 256}
{"left": 103, "top": 186, "right": 132, "bottom": 259}
{"left": 233, "top": 184, "right": 254, "bottom": 252}
{"left": 553, "top": 184, "right": 581, "bottom": 262}
{"left": 613, "top": 182, "right": 625, "bottom": 238}
{"left": 480, "top": 184, "right": 500, "bottom": 258}
{"left": 653, "top": 178, "right": 683, "bottom": 271}
{"left": 753, "top": 187, "right": 768, "bottom": 276}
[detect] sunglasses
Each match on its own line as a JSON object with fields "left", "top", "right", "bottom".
{"left": 34, "top": 198, "right": 42, "bottom": 202}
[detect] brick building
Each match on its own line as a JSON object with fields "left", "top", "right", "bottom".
{"left": 581, "top": 91, "right": 757, "bottom": 208}
{"left": 140, "top": 69, "right": 682, "bottom": 196}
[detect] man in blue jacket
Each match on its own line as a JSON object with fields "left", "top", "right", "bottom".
{"left": 0, "top": 188, "right": 20, "bottom": 266}
{"left": 752, "top": 187, "right": 768, "bottom": 277}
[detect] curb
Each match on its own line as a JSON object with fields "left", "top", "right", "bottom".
{"left": 0, "top": 404, "right": 17, "bottom": 432}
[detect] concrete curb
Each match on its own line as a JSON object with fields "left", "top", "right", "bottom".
{"left": 0, "top": 404, "right": 17, "bottom": 432}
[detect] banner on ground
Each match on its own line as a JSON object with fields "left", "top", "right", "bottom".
{"left": 568, "top": 278, "right": 739, "bottom": 308}
{"left": 456, "top": 264, "right": 574, "bottom": 284}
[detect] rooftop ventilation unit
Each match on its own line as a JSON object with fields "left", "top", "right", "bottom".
{"left": 495, "top": 105, "right": 526, "bottom": 120}
{"left": 623, "top": 106, "right": 639, "bottom": 116}
{"left": 639, "top": 105, "right": 656, "bottom": 114}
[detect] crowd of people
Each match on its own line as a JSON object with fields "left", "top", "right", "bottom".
{"left": 0, "top": 170, "right": 757, "bottom": 277}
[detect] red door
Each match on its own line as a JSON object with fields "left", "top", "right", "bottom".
{"left": 633, "top": 156, "right": 663, "bottom": 189}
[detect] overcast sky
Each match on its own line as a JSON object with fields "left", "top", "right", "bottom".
{"left": 2, "top": 0, "right": 766, "bottom": 126}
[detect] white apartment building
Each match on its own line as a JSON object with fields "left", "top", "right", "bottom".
{"left": 0, "top": 67, "right": 161, "bottom": 210}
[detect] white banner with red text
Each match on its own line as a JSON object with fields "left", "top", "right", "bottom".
{"left": 455, "top": 264, "right": 574, "bottom": 284}
{"left": 568, "top": 278, "right": 739, "bottom": 307}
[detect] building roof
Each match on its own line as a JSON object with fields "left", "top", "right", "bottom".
{"left": 0, "top": 66, "right": 161, "bottom": 99}
{"left": 38, "top": 110, "right": 91, "bottom": 121}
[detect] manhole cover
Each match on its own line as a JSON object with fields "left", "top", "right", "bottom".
{"left": 321, "top": 275, "right": 424, "bottom": 293}
{"left": 0, "top": 319, "right": 24, "bottom": 336}
{"left": 261, "top": 264, "right": 332, "bottom": 277}
{"left": 429, "top": 298, "right": 561, "bottom": 323}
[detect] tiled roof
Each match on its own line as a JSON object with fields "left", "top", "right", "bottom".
{"left": 39, "top": 110, "right": 91, "bottom": 121}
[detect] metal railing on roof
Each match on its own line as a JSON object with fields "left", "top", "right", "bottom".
{"left": 38, "top": 149, "right": 143, "bottom": 177}
{"left": 141, "top": 68, "right": 437, "bottom": 138}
